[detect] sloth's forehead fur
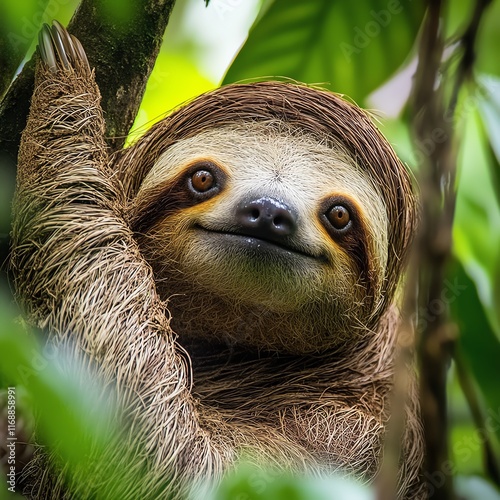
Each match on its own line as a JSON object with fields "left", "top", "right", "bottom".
{"left": 138, "top": 122, "right": 389, "bottom": 274}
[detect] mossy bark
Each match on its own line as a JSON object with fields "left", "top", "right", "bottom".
{"left": 68, "top": 0, "right": 177, "bottom": 152}
{"left": 0, "top": 0, "right": 176, "bottom": 272}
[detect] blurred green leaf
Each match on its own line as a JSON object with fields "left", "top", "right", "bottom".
{"left": 450, "top": 423, "right": 484, "bottom": 475}
{"left": 208, "top": 463, "right": 374, "bottom": 500}
{"left": 376, "top": 116, "right": 416, "bottom": 167}
{"left": 223, "top": 0, "right": 425, "bottom": 103}
{"left": 0, "top": 0, "right": 80, "bottom": 97}
{"left": 454, "top": 106, "right": 500, "bottom": 337}
{"left": 0, "top": 304, "right": 113, "bottom": 466}
{"left": 128, "top": 51, "right": 216, "bottom": 145}
{"left": 452, "top": 102, "right": 500, "bottom": 446}
{"left": 0, "top": 0, "right": 80, "bottom": 55}
{"left": 477, "top": 75, "right": 500, "bottom": 208}
{"left": 0, "top": 301, "right": 151, "bottom": 498}
{"left": 455, "top": 475, "right": 500, "bottom": 499}
{"left": 0, "top": 0, "right": 49, "bottom": 96}
{"left": 476, "top": 0, "right": 500, "bottom": 77}
{"left": 449, "top": 260, "right": 500, "bottom": 444}
{"left": 0, "top": 296, "right": 186, "bottom": 498}
{"left": 443, "top": 0, "right": 475, "bottom": 39}
{"left": 0, "top": 0, "right": 48, "bottom": 41}
{"left": 477, "top": 77, "right": 500, "bottom": 331}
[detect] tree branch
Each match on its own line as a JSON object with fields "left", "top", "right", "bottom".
{"left": 410, "top": 2, "right": 456, "bottom": 498}
{"left": 0, "top": 0, "right": 177, "bottom": 268}
{"left": 67, "top": 0, "right": 177, "bottom": 151}
{"left": 409, "top": 0, "right": 493, "bottom": 497}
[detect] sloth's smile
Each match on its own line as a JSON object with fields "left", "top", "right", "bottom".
{"left": 195, "top": 225, "right": 327, "bottom": 262}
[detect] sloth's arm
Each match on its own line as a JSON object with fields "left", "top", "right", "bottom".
{"left": 12, "top": 22, "right": 233, "bottom": 492}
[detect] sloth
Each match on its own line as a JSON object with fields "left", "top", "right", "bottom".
{"left": 11, "top": 21, "right": 424, "bottom": 499}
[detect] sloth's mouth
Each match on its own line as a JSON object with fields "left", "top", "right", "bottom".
{"left": 195, "top": 225, "right": 327, "bottom": 262}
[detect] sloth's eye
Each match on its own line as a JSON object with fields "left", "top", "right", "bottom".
{"left": 326, "top": 205, "right": 351, "bottom": 230}
{"left": 185, "top": 160, "right": 225, "bottom": 200}
{"left": 191, "top": 170, "right": 215, "bottom": 193}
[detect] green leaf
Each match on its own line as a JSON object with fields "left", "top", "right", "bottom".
{"left": 443, "top": 0, "right": 475, "bottom": 38}
{"left": 449, "top": 260, "right": 500, "bottom": 444}
{"left": 453, "top": 106, "right": 500, "bottom": 337}
{"left": 223, "top": 0, "right": 425, "bottom": 103}
{"left": 208, "top": 463, "right": 374, "bottom": 500}
{"left": 450, "top": 424, "right": 483, "bottom": 475}
{"left": 375, "top": 117, "right": 416, "bottom": 168}
{"left": 476, "top": 0, "right": 500, "bottom": 77}
{"left": 0, "top": 0, "right": 48, "bottom": 49}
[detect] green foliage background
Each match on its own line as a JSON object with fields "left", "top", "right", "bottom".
{"left": 1, "top": 0, "right": 500, "bottom": 498}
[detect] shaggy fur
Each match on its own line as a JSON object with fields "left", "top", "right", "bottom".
{"left": 11, "top": 23, "right": 425, "bottom": 499}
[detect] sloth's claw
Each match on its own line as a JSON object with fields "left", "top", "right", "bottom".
{"left": 70, "top": 34, "right": 90, "bottom": 70}
{"left": 50, "top": 21, "right": 70, "bottom": 70}
{"left": 38, "top": 24, "right": 57, "bottom": 72}
{"left": 37, "top": 21, "right": 90, "bottom": 72}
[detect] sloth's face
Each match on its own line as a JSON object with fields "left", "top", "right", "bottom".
{"left": 130, "top": 123, "right": 389, "bottom": 351}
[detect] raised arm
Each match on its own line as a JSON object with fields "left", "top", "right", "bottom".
{"left": 11, "top": 22, "right": 223, "bottom": 497}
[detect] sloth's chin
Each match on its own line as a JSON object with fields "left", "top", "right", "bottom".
{"left": 173, "top": 231, "right": 331, "bottom": 313}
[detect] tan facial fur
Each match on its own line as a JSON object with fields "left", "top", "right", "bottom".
{"left": 131, "top": 123, "right": 389, "bottom": 353}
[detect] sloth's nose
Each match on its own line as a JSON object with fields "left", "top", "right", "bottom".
{"left": 235, "top": 197, "right": 298, "bottom": 243}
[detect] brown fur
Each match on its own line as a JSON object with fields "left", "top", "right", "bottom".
{"left": 11, "top": 25, "right": 425, "bottom": 499}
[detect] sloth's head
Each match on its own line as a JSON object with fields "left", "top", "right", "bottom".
{"left": 119, "top": 83, "right": 415, "bottom": 354}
